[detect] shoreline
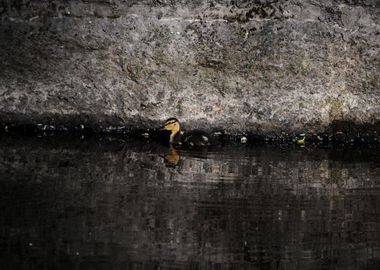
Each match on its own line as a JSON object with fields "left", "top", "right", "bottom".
{"left": 1, "top": 116, "right": 379, "bottom": 146}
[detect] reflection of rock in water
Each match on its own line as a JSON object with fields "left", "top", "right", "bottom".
{"left": 0, "top": 136, "right": 379, "bottom": 269}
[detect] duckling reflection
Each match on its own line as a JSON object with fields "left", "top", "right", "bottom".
{"left": 164, "top": 147, "right": 180, "bottom": 167}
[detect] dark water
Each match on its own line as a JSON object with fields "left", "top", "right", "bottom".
{"left": 0, "top": 136, "right": 379, "bottom": 270}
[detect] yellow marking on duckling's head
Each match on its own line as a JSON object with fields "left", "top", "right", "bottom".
{"left": 161, "top": 118, "right": 180, "bottom": 142}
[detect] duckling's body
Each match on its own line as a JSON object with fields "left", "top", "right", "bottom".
{"left": 160, "top": 118, "right": 212, "bottom": 147}
{"left": 172, "top": 130, "right": 211, "bottom": 147}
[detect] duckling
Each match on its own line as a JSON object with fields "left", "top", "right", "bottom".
{"left": 160, "top": 118, "right": 212, "bottom": 147}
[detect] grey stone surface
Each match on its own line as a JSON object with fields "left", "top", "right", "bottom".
{"left": 0, "top": 0, "right": 379, "bottom": 134}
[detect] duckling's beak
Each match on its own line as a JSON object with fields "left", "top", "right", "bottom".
{"left": 160, "top": 124, "right": 171, "bottom": 131}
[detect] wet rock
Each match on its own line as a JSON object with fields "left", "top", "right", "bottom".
{"left": 0, "top": 0, "right": 379, "bottom": 138}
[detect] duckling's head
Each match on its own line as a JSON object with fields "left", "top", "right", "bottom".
{"left": 160, "top": 118, "right": 180, "bottom": 143}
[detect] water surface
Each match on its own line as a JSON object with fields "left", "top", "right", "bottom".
{"left": 0, "top": 136, "right": 379, "bottom": 269}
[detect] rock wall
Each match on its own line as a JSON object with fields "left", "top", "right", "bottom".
{"left": 0, "top": 0, "right": 379, "bottom": 134}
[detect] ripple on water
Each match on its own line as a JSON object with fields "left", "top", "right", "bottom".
{"left": 0, "top": 136, "right": 379, "bottom": 269}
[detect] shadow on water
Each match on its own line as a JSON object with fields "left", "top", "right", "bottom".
{"left": 0, "top": 135, "right": 379, "bottom": 269}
